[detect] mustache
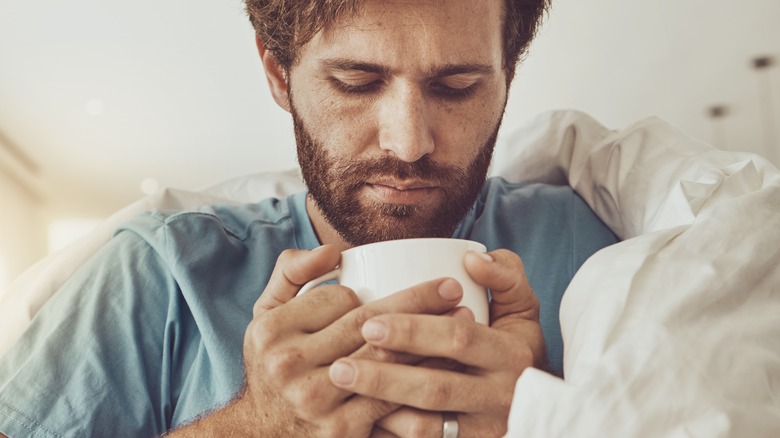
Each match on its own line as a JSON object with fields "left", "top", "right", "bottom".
{"left": 333, "top": 155, "right": 467, "bottom": 188}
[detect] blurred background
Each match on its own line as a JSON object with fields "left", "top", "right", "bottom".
{"left": 0, "top": 0, "right": 778, "bottom": 297}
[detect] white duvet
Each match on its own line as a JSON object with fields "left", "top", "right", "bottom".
{"left": 497, "top": 111, "right": 780, "bottom": 437}
{"left": 1, "top": 110, "right": 778, "bottom": 436}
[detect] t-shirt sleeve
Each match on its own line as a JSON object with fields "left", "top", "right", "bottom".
{"left": 0, "top": 230, "right": 178, "bottom": 437}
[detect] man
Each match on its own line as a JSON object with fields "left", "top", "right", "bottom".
{"left": 0, "top": 0, "right": 617, "bottom": 436}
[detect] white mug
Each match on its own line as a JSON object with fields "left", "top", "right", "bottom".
{"left": 298, "top": 238, "right": 489, "bottom": 324}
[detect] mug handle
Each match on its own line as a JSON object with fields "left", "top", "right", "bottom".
{"left": 298, "top": 268, "right": 341, "bottom": 295}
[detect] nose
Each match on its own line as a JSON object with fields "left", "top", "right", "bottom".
{"left": 377, "top": 85, "right": 435, "bottom": 162}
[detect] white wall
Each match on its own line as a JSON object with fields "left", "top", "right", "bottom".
{"left": 0, "top": 168, "right": 47, "bottom": 298}
{"left": 504, "top": 0, "right": 780, "bottom": 166}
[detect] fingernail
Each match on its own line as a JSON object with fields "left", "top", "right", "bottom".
{"left": 362, "top": 320, "right": 387, "bottom": 341}
{"left": 473, "top": 251, "right": 494, "bottom": 263}
{"left": 438, "top": 279, "right": 463, "bottom": 301}
{"left": 329, "top": 361, "right": 355, "bottom": 386}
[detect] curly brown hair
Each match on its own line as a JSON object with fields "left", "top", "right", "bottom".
{"left": 244, "top": 0, "right": 550, "bottom": 81}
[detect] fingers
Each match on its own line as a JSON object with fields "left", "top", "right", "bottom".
{"left": 310, "top": 278, "right": 465, "bottom": 363}
{"left": 319, "top": 340, "right": 465, "bottom": 409}
{"left": 369, "top": 427, "right": 400, "bottom": 438}
{"left": 310, "top": 343, "right": 416, "bottom": 409}
{"left": 253, "top": 245, "right": 341, "bottom": 317}
{"left": 464, "top": 249, "right": 540, "bottom": 324}
{"left": 332, "top": 394, "right": 400, "bottom": 435}
{"left": 375, "top": 407, "right": 443, "bottom": 438}
{"left": 356, "top": 314, "right": 523, "bottom": 370}
{"left": 276, "top": 367, "right": 399, "bottom": 425}
{"left": 262, "top": 284, "right": 363, "bottom": 333}
{"left": 251, "top": 279, "right": 467, "bottom": 413}
{"left": 329, "top": 359, "right": 501, "bottom": 413}
{"left": 464, "top": 250, "right": 546, "bottom": 367}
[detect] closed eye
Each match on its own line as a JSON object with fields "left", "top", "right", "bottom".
{"left": 329, "top": 69, "right": 385, "bottom": 95}
{"left": 330, "top": 77, "right": 383, "bottom": 94}
{"left": 429, "top": 82, "right": 478, "bottom": 99}
{"left": 429, "top": 74, "right": 480, "bottom": 99}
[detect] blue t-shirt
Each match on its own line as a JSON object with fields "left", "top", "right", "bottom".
{"left": 0, "top": 178, "right": 617, "bottom": 437}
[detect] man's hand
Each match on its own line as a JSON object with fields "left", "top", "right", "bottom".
{"left": 168, "top": 245, "right": 465, "bottom": 437}
{"left": 328, "top": 250, "right": 545, "bottom": 438}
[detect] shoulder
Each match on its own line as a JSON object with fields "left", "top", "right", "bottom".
{"left": 478, "top": 177, "right": 583, "bottom": 210}
{"left": 470, "top": 177, "right": 598, "bottom": 233}
{"left": 114, "top": 193, "right": 305, "bottom": 247}
{"left": 110, "top": 193, "right": 308, "bottom": 271}
{"left": 119, "top": 194, "right": 297, "bottom": 240}
{"left": 465, "top": 177, "right": 618, "bottom": 264}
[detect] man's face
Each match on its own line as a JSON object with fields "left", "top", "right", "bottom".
{"left": 288, "top": 0, "right": 508, "bottom": 246}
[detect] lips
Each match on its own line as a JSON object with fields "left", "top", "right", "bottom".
{"left": 365, "top": 179, "right": 439, "bottom": 204}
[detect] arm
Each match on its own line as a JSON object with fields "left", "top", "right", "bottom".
{"left": 0, "top": 231, "right": 185, "bottom": 437}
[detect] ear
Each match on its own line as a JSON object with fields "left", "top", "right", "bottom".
{"left": 256, "top": 35, "right": 291, "bottom": 112}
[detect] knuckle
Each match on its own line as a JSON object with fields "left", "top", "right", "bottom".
{"left": 507, "top": 342, "right": 535, "bottom": 373}
{"left": 319, "top": 416, "right": 350, "bottom": 438}
{"left": 363, "top": 363, "right": 385, "bottom": 395}
{"left": 396, "top": 280, "right": 437, "bottom": 313}
{"left": 254, "top": 288, "right": 285, "bottom": 316}
{"left": 265, "top": 346, "right": 304, "bottom": 380}
{"left": 350, "top": 307, "right": 382, "bottom": 334}
{"left": 277, "top": 248, "right": 298, "bottom": 264}
{"left": 483, "top": 377, "right": 516, "bottom": 414}
{"left": 351, "top": 344, "right": 399, "bottom": 363}
{"left": 368, "top": 345, "right": 397, "bottom": 363}
{"left": 251, "top": 300, "right": 266, "bottom": 317}
{"left": 407, "top": 283, "right": 429, "bottom": 311}
{"left": 405, "top": 414, "right": 432, "bottom": 437}
{"left": 309, "top": 284, "right": 360, "bottom": 311}
{"left": 420, "top": 378, "right": 451, "bottom": 409}
{"left": 278, "top": 248, "right": 310, "bottom": 285}
{"left": 331, "top": 284, "right": 361, "bottom": 308}
{"left": 359, "top": 398, "right": 397, "bottom": 429}
{"left": 245, "top": 318, "right": 275, "bottom": 353}
{"left": 449, "top": 322, "right": 474, "bottom": 355}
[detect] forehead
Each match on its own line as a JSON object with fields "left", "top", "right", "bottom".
{"left": 297, "top": 0, "right": 504, "bottom": 71}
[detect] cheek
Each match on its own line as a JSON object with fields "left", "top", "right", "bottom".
{"left": 434, "top": 91, "right": 505, "bottom": 161}
{"left": 296, "top": 89, "right": 377, "bottom": 152}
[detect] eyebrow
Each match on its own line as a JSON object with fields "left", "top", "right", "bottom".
{"left": 318, "top": 59, "right": 389, "bottom": 75}
{"left": 430, "top": 63, "right": 495, "bottom": 78}
{"left": 317, "top": 58, "right": 495, "bottom": 78}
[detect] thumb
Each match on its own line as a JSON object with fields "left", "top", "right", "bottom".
{"left": 253, "top": 244, "right": 341, "bottom": 316}
{"left": 464, "top": 249, "right": 540, "bottom": 323}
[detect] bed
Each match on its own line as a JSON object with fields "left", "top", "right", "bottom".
{"left": 1, "top": 110, "right": 778, "bottom": 436}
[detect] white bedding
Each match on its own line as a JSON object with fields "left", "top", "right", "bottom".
{"left": 498, "top": 111, "right": 780, "bottom": 436}
{"left": 1, "top": 110, "right": 778, "bottom": 436}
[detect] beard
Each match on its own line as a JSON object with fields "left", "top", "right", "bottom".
{"left": 292, "top": 103, "right": 500, "bottom": 246}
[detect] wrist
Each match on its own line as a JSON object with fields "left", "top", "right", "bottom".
{"left": 164, "top": 390, "right": 257, "bottom": 437}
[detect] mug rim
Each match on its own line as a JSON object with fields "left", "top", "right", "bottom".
{"left": 341, "top": 237, "right": 486, "bottom": 255}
